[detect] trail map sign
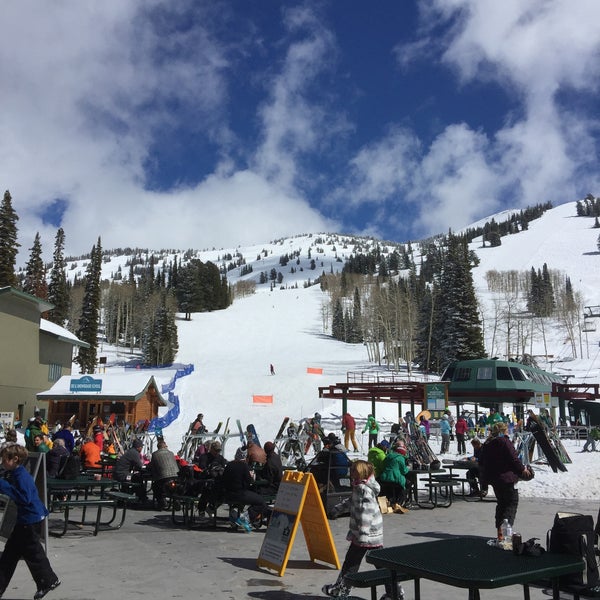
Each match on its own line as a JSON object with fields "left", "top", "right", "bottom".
{"left": 424, "top": 382, "right": 447, "bottom": 410}
{"left": 257, "top": 471, "right": 340, "bottom": 576}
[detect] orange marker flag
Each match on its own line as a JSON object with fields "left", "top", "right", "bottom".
{"left": 253, "top": 395, "right": 273, "bottom": 404}
{"left": 306, "top": 367, "right": 323, "bottom": 375}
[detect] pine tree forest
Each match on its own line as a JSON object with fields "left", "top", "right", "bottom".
{"left": 1, "top": 190, "right": 584, "bottom": 375}
{"left": 325, "top": 228, "right": 581, "bottom": 375}
{"left": 1, "top": 190, "right": 232, "bottom": 370}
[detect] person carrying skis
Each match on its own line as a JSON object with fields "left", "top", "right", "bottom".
{"left": 304, "top": 413, "right": 324, "bottom": 454}
{"left": 362, "top": 415, "right": 380, "bottom": 449}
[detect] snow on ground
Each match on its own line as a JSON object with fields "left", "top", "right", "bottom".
{"left": 98, "top": 277, "right": 600, "bottom": 502}
{"left": 83, "top": 201, "right": 600, "bottom": 504}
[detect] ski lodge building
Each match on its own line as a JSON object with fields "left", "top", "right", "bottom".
{"left": 37, "top": 372, "right": 168, "bottom": 428}
{"left": 0, "top": 287, "right": 88, "bottom": 426}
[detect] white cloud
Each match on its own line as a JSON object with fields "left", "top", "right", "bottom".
{"left": 0, "top": 2, "right": 335, "bottom": 263}
{"left": 412, "top": 124, "right": 502, "bottom": 233}
{"left": 326, "top": 126, "right": 419, "bottom": 214}
{"left": 387, "top": 0, "right": 600, "bottom": 235}
{"left": 253, "top": 6, "right": 349, "bottom": 191}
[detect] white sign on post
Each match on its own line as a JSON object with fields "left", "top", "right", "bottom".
{"left": 0, "top": 412, "right": 14, "bottom": 431}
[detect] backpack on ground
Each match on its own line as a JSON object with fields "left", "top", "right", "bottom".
{"left": 547, "top": 511, "right": 599, "bottom": 589}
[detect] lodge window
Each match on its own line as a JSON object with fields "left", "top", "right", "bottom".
{"left": 496, "top": 366, "right": 513, "bottom": 380}
{"left": 510, "top": 367, "right": 527, "bottom": 381}
{"left": 48, "top": 363, "right": 62, "bottom": 382}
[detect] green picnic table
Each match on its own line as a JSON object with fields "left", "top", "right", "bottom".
{"left": 366, "top": 536, "right": 584, "bottom": 600}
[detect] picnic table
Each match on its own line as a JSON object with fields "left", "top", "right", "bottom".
{"left": 405, "top": 468, "right": 452, "bottom": 508}
{"left": 47, "top": 474, "right": 117, "bottom": 497}
{"left": 366, "top": 536, "right": 584, "bottom": 600}
{"left": 46, "top": 475, "right": 135, "bottom": 536}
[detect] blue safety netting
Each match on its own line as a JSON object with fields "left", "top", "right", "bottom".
{"left": 143, "top": 363, "right": 194, "bottom": 431}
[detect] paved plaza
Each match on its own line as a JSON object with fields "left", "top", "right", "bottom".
{"left": 2, "top": 494, "right": 596, "bottom": 599}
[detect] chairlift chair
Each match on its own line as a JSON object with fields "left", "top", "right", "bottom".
{"left": 582, "top": 319, "right": 597, "bottom": 333}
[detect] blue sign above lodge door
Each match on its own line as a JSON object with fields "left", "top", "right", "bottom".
{"left": 69, "top": 376, "right": 103, "bottom": 393}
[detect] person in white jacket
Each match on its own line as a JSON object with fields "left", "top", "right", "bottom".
{"left": 322, "top": 460, "right": 401, "bottom": 599}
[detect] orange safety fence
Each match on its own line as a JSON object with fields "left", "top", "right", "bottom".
{"left": 306, "top": 367, "right": 323, "bottom": 375}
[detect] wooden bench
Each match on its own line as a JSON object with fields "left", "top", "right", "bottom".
{"left": 345, "top": 568, "right": 412, "bottom": 600}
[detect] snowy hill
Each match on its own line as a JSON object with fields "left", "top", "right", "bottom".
{"left": 470, "top": 202, "right": 600, "bottom": 378}
{"left": 69, "top": 200, "right": 600, "bottom": 500}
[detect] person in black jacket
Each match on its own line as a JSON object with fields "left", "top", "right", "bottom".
{"left": 479, "top": 422, "right": 532, "bottom": 540}
{"left": 221, "top": 447, "right": 270, "bottom": 528}
{"left": 113, "top": 439, "right": 146, "bottom": 502}
{"left": 258, "top": 441, "right": 282, "bottom": 496}
{"left": 45, "top": 438, "right": 69, "bottom": 478}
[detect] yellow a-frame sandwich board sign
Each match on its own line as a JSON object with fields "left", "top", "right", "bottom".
{"left": 257, "top": 470, "right": 340, "bottom": 576}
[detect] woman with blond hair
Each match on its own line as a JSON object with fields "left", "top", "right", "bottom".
{"left": 322, "top": 460, "right": 399, "bottom": 599}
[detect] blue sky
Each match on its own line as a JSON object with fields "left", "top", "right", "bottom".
{"left": 1, "top": 1, "right": 599, "bottom": 261}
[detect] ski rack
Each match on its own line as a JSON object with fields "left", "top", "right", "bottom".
{"left": 177, "top": 432, "right": 237, "bottom": 462}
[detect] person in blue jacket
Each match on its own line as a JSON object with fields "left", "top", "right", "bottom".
{"left": 0, "top": 443, "right": 60, "bottom": 599}
{"left": 439, "top": 414, "right": 451, "bottom": 454}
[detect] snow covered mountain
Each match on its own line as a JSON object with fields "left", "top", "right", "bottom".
{"left": 82, "top": 199, "right": 598, "bottom": 428}
{"left": 72, "top": 199, "right": 600, "bottom": 500}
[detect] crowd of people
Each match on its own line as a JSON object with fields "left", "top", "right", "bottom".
{"left": 320, "top": 412, "right": 536, "bottom": 600}
{"left": 4, "top": 410, "right": 287, "bottom": 534}
{"left": 0, "top": 407, "right": 548, "bottom": 600}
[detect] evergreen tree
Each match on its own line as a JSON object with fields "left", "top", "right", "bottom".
{"left": 540, "top": 263, "right": 555, "bottom": 316}
{"left": 527, "top": 267, "right": 540, "bottom": 314}
{"left": 47, "top": 228, "right": 70, "bottom": 326}
{"left": 348, "top": 287, "right": 363, "bottom": 343}
{"left": 564, "top": 275, "right": 576, "bottom": 313}
{"left": 436, "top": 234, "right": 485, "bottom": 368}
{"left": 22, "top": 232, "right": 48, "bottom": 299}
{"left": 0, "top": 190, "right": 20, "bottom": 287}
{"left": 175, "top": 258, "right": 231, "bottom": 319}
{"left": 332, "top": 297, "right": 345, "bottom": 340}
{"left": 75, "top": 238, "right": 102, "bottom": 373}
{"left": 142, "top": 292, "right": 178, "bottom": 366}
